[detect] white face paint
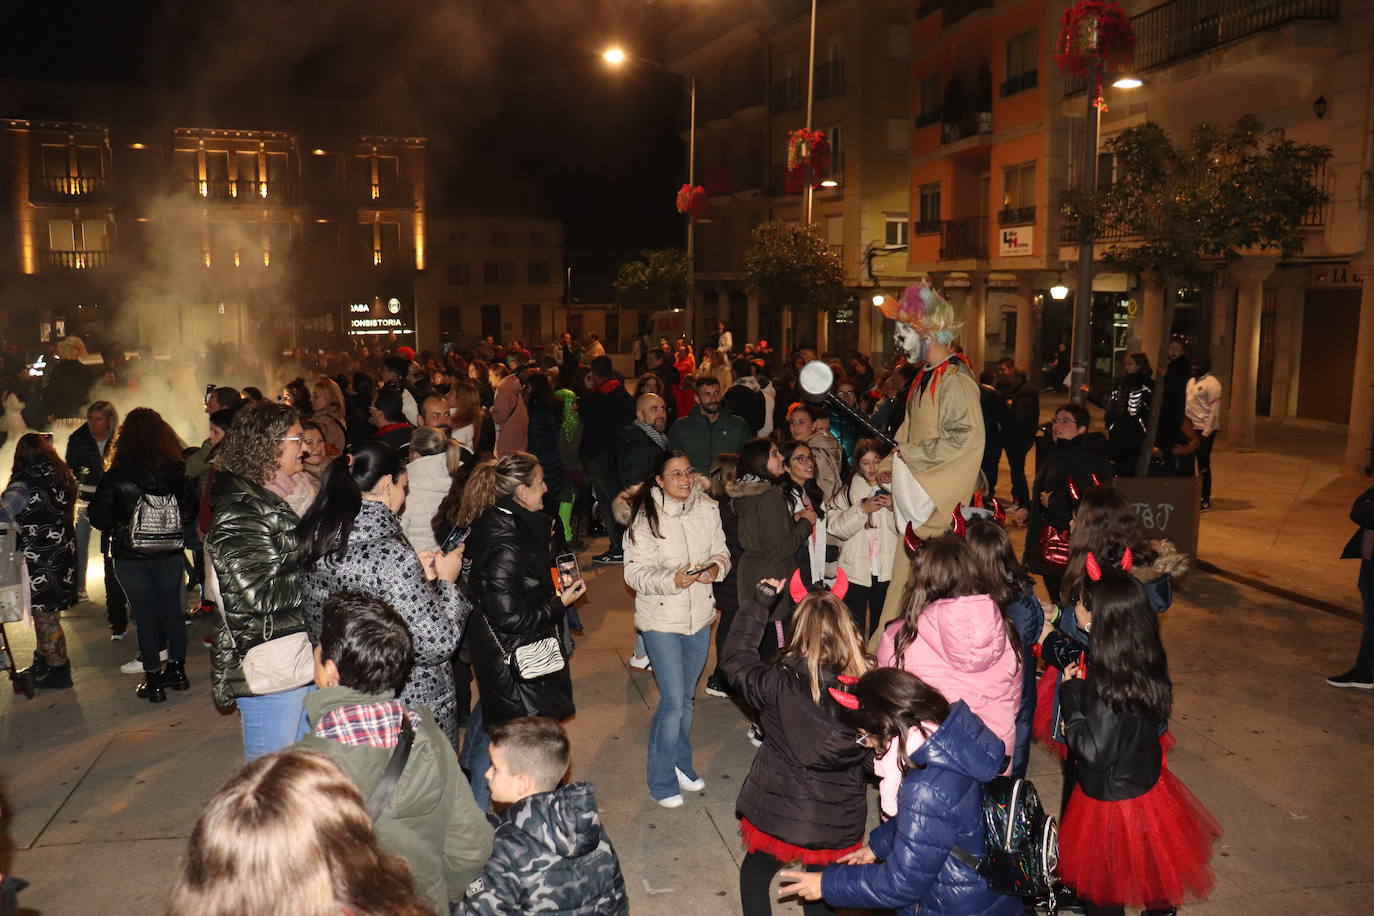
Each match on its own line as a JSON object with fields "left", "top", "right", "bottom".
{"left": 893, "top": 321, "right": 927, "bottom": 362}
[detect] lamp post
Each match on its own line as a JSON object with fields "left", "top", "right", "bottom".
{"left": 803, "top": 0, "right": 818, "bottom": 226}
{"left": 604, "top": 47, "right": 697, "bottom": 346}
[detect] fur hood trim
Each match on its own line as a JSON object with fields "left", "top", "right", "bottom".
{"left": 613, "top": 475, "right": 713, "bottom": 526}
{"left": 724, "top": 478, "right": 775, "bottom": 500}
{"left": 1134, "top": 539, "right": 1189, "bottom": 582}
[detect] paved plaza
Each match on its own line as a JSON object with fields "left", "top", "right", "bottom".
{"left": 2, "top": 418, "right": 1373, "bottom": 915}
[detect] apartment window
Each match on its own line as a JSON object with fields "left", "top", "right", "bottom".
{"left": 528, "top": 260, "right": 551, "bottom": 284}
{"left": 47, "top": 219, "right": 109, "bottom": 251}
{"left": 884, "top": 214, "right": 909, "bottom": 248}
{"left": 916, "top": 75, "right": 942, "bottom": 127}
{"left": 916, "top": 183, "right": 942, "bottom": 233}
{"left": 375, "top": 156, "right": 399, "bottom": 198}
{"left": 483, "top": 261, "right": 500, "bottom": 284}
{"left": 1002, "top": 28, "right": 1039, "bottom": 96}
{"left": 447, "top": 262, "right": 470, "bottom": 285}
{"left": 41, "top": 145, "right": 68, "bottom": 176}
{"left": 48, "top": 220, "right": 75, "bottom": 250}
{"left": 491, "top": 230, "right": 508, "bottom": 245}
{"left": 500, "top": 261, "right": 517, "bottom": 284}
{"left": 76, "top": 146, "right": 102, "bottom": 177}
{"left": 450, "top": 230, "right": 467, "bottom": 243}
{"left": 1000, "top": 162, "right": 1037, "bottom": 225}
{"left": 886, "top": 119, "right": 910, "bottom": 154}
{"left": 530, "top": 230, "right": 546, "bottom": 244}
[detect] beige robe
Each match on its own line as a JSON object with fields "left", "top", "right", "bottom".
{"left": 872, "top": 361, "right": 985, "bottom": 644}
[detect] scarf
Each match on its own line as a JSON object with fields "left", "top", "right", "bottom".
{"left": 635, "top": 419, "right": 668, "bottom": 450}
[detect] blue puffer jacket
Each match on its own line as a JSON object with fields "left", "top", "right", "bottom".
{"left": 820, "top": 702, "right": 1022, "bottom": 916}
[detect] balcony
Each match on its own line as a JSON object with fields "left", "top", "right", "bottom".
{"left": 44, "top": 249, "right": 110, "bottom": 270}
{"left": 814, "top": 60, "right": 845, "bottom": 100}
{"left": 939, "top": 217, "right": 988, "bottom": 260}
{"left": 31, "top": 175, "right": 110, "bottom": 202}
{"left": 998, "top": 206, "right": 1036, "bottom": 227}
{"left": 1066, "top": 0, "right": 1339, "bottom": 95}
{"left": 771, "top": 76, "right": 803, "bottom": 112}
{"left": 915, "top": 108, "right": 942, "bottom": 128}
{"left": 999, "top": 70, "right": 1038, "bottom": 97}
{"left": 188, "top": 179, "right": 299, "bottom": 204}
{"left": 944, "top": 0, "right": 993, "bottom": 27}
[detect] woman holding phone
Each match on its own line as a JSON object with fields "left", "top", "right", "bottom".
{"left": 622, "top": 449, "right": 730, "bottom": 807}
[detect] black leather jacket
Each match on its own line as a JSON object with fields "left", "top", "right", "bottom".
{"left": 205, "top": 471, "right": 306, "bottom": 706}
{"left": 462, "top": 497, "right": 571, "bottom": 726}
{"left": 1059, "top": 679, "right": 1164, "bottom": 801}
{"left": 88, "top": 462, "right": 193, "bottom": 560}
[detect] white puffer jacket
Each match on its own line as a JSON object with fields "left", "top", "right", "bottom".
{"left": 400, "top": 452, "right": 451, "bottom": 552}
{"left": 826, "top": 475, "right": 899, "bottom": 584}
{"left": 622, "top": 479, "right": 731, "bottom": 635}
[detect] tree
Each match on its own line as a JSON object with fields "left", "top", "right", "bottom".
{"left": 744, "top": 221, "right": 844, "bottom": 317}
{"left": 1061, "top": 116, "right": 1330, "bottom": 474}
{"left": 612, "top": 248, "right": 689, "bottom": 311}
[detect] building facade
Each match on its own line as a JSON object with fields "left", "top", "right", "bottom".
{"left": 0, "top": 80, "right": 425, "bottom": 358}
{"left": 415, "top": 216, "right": 565, "bottom": 351}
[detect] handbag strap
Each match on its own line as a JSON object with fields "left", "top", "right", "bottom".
{"left": 366, "top": 714, "right": 416, "bottom": 822}
{"left": 479, "top": 610, "right": 511, "bottom": 665}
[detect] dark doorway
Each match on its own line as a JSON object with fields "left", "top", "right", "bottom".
{"left": 481, "top": 304, "right": 501, "bottom": 341}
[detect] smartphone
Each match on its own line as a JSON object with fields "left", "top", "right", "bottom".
{"left": 439, "top": 524, "right": 471, "bottom": 555}
{"left": 755, "top": 580, "right": 780, "bottom": 606}
{"left": 874, "top": 487, "right": 890, "bottom": 498}
{"left": 204, "top": 383, "right": 215, "bottom": 406}
{"left": 686, "top": 561, "right": 718, "bottom": 577}
{"left": 555, "top": 552, "right": 582, "bottom": 589}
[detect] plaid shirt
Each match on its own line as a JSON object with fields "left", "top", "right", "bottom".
{"left": 316, "top": 699, "right": 419, "bottom": 748}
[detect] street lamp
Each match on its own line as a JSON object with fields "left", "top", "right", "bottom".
{"left": 604, "top": 46, "right": 698, "bottom": 346}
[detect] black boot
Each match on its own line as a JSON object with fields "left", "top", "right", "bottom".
{"left": 32, "top": 662, "right": 73, "bottom": 689}
{"left": 159, "top": 660, "right": 190, "bottom": 691}
{"left": 28, "top": 652, "right": 50, "bottom": 678}
{"left": 136, "top": 669, "right": 167, "bottom": 703}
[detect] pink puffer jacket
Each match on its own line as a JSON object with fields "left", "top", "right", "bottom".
{"left": 876, "top": 594, "right": 1020, "bottom": 774}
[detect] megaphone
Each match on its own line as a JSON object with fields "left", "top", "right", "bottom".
{"left": 798, "top": 360, "right": 898, "bottom": 450}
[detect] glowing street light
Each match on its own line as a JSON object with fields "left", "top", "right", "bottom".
{"left": 602, "top": 47, "right": 626, "bottom": 66}
{"left": 1050, "top": 283, "right": 1070, "bottom": 300}
{"left": 1111, "top": 75, "right": 1144, "bottom": 89}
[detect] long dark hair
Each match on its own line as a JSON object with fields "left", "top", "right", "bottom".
{"left": 627, "top": 449, "right": 691, "bottom": 543}
{"left": 523, "top": 371, "right": 561, "bottom": 414}
{"left": 736, "top": 439, "right": 776, "bottom": 482}
{"left": 11, "top": 433, "right": 77, "bottom": 503}
{"left": 778, "top": 439, "right": 824, "bottom": 520}
{"left": 891, "top": 536, "right": 978, "bottom": 665}
{"left": 965, "top": 519, "right": 1034, "bottom": 608}
{"left": 296, "top": 442, "right": 404, "bottom": 569}
{"left": 1061, "top": 485, "right": 1155, "bottom": 607}
{"left": 841, "top": 668, "right": 951, "bottom": 775}
{"left": 841, "top": 437, "right": 887, "bottom": 497}
{"left": 1082, "top": 571, "right": 1171, "bottom": 721}
{"left": 108, "top": 407, "right": 184, "bottom": 478}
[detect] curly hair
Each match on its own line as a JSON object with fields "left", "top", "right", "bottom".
{"left": 107, "top": 407, "right": 185, "bottom": 477}
{"left": 216, "top": 402, "right": 300, "bottom": 485}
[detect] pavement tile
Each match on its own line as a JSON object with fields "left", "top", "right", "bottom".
{"left": 4, "top": 838, "right": 187, "bottom": 916}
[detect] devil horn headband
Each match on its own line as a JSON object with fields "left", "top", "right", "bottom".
{"left": 827, "top": 686, "right": 860, "bottom": 710}
{"left": 1086, "top": 551, "right": 1103, "bottom": 582}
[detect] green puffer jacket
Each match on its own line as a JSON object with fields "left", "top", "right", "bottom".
{"left": 206, "top": 471, "right": 306, "bottom": 707}
{"left": 296, "top": 687, "right": 494, "bottom": 912}
{"left": 666, "top": 404, "right": 753, "bottom": 475}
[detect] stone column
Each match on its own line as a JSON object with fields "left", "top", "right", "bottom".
{"left": 1136, "top": 274, "right": 1165, "bottom": 362}
{"left": 962, "top": 273, "right": 987, "bottom": 372}
{"left": 1346, "top": 262, "right": 1374, "bottom": 474}
{"left": 1015, "top": 276, "right": 1034, "bottom": 372}
{"left": 1225, "top": 258, "right": 1276, "bottom": 452}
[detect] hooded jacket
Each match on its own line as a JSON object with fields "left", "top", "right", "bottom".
{"left": 454, "top": 782, "right": 629, "bottom": 915}
{"left": 620, "top": 478, "right": 730, "bottom": 635}
{"left": 400, "top": 451, "right": 450, "bottom": 552}
{"left": 721, "top": 597, "right": 871, "bottom": 850}
{"left": 877, "top": 595, "right": 1020, "bottom": 771}
{"left": 730, "top": 477, "right": 814, "bottom": 605}
{"left": 827, "top": 475, "right": 899, "bottom": 584}
{"left": 300, "top": 499, "right": 469, "bottom": 742}
{"left": 820, "top": 702, "right": 1022, "bottom": 916}
{"left": 296, "top": 687, "right": 493, "bottom": 912}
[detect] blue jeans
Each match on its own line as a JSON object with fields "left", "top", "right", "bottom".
{"left": 238, "top": 683, "right": 314, "bottom": 763}
{"left": 114, "top": 554, "right": 186, "bottom": 672}
{"left": 642, "top": 625, "right": 711, "bottom": 800}
{"left": 460, "top": 702, "right": 492, "bottom": 812}
{"left": 75, "top": 504, "right": 91, "bottom": 591}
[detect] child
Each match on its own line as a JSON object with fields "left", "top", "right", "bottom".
{"left": 720, "top": 577, "right": 874, "bottom": 916}
{"left": 776, "top": 668, "right": 1021, "bottom": 916}
{"left": 296, "top": 591, "right": 493, "bottom": 913}
{"left": 455, "top": 717, "right": 629, "bottom": 915}
{"left": 876, "top": 536, "right": 1021, "bottom": 797}
{"left": 965, "top": 519, "right": 1042, "bottom": 780}
{"left": 1056, "top": 562, "right": 1220, "bottom": 916}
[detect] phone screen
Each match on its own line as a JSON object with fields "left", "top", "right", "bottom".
{"left": 555, "top": 553, "right": 582, "bottom": 589}
{"left": 439, "top": 525, "right": 471, "bottom": 555}
{"left": 204, "top": 384, "right": 215, "bottom": 406}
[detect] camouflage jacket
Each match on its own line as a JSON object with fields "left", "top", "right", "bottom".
{"left": 454, "top": 781, "right": 628, "bottom": 915}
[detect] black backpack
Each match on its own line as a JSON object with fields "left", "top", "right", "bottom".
{"left": 951, "top": 775, "right": 1059, "bottom": 902}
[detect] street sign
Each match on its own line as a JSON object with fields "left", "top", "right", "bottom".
{"left": 1114, "top": 476, "right": 1203, "bottom": 560}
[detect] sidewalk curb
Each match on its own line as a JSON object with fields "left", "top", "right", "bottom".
{"left": 1194, "top": 559, "right": 1360, "bottom": 623}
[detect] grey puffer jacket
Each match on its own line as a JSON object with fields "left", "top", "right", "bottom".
{"left": 300, "top": 499, "right": 470, "bottom": 743}
{"left": 454, "top": 781, "right": 629, "bottom": 915}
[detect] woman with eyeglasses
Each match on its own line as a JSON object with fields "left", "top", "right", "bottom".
{"left": 732, "top": 439, "right": 816, "bottom": 610}
{"left": 779, "top": 440, "right": 828, "bottom": 589}
{"left": 622, "top": 449, "right": 730, "bottom": 808}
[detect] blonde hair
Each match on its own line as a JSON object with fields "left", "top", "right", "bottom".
{"left": 166, "top": 750, "right": 431, "bottom": 916}
{"left": 778, "top": 591, "right": 873, "bottom": 704}
{"left": 308, "top": 375, "right": 346, "bottom": 419}
{"left": 455, "top": 451, "right": 540, "bottom": 525}
{"left": 449, "top": 381, "right": 487, "bottom": 436}
{"left": 409, "top": 425, "right": 463, "bottom": 475}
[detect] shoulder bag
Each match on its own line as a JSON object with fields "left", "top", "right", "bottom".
{"left": 481, "top": 610, "right": 566, "bottom": 682}
{"left": 207, "top": 544, "right": 314, "bottom": 695}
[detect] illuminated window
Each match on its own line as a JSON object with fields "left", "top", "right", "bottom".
{"left": 884, "top": 214, "right": 908, "bottom": 248}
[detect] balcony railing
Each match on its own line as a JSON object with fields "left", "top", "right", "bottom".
{"left": 32, "top": 175, "right": 110, "bottom": 199}
{"left": 188, "top": 179, "right": 299, "bottom": 203}
{"left": 1066, "top": 0, "right": 1339, "bottom": 95}
{"left": 998, "top": 206, "right": 1036, "bottom": 227}
{"left": 940, "top": 217, "right": 988, "bottom": 260}
{"left": 944, "top": 0, "right": 993, "bottom": 27}
{"left": 771, "top": 76, "right": 803, "bottom": 112}
{"left": 915, "top": 218, "right": 942, "bottom": 235}
{"left": 44, "top": 249, "right": 110, "bottom": 269}
{"left": 815, "top": 60, "right": 845, "bottom": 100}
{"left": 999, "top": 70, "right": 1038, "bottom": 97}
{"left": 1301, "top": 162, "right": 1328, "bottom": 227}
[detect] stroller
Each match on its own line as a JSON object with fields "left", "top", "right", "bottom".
{"left": 0, "top": 522, "right": 35, "bottom": 699}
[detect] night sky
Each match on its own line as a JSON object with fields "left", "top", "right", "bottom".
{"left": 2, "top": 0, "right": 690, "bottom": 299}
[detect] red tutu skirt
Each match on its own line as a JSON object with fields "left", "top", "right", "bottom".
{"left": 1058, "top": 761, "right": 1221, "bottom": 908}
{"left": 1032, "top": 673, "right": 1068, "bottom": 759}
{"left": 738, "top": 817, "right": 862, "bottom": 866}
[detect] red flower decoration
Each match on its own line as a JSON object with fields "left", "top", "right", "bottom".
{"left": 675, "top": 184, "right": 706, "bottom": 217}
{"left": 1053, "top": 1, "right": 1135, "bottom": 109}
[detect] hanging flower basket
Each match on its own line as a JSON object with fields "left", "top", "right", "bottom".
{"left": 785, "top": 128, "right": 831, "bottom": 190}
{"left": 675, "top": 184, "right": 706, "bottom": 217}
{"left": 1054, "top": 0, "right": 1135, "bottom": 108}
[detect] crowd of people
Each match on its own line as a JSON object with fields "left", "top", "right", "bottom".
{"left": 0, "top": 320, "right": 1240, "bottom": 916}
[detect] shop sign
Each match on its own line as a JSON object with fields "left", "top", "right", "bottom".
{"left": 999, "top": 227, "right": 1033, "bottom": 257}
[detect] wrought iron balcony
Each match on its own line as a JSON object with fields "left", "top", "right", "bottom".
{"left": 999, "top": 70, "right": 1039, "bottom": 97}
{"left": 915, "top": 109, "right": 943, "bottom": 128}
{"left": 944, "top": 0, "right": 993, "bottom": 27}
{"left": 188, "top": 179, "right": 299, "bottom": 203}
{"left": 44, "top": 250, "right": 110, "bottom": 269}
{"left": 915, "top": 218, "right": 942, "bottom": 235}
{"left": 998, "top": 206, "right": 1036, "bottom": 227}
{"left": 940, "top": 216, "right": 988, "bottom": 260}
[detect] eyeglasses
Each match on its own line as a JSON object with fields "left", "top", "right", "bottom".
{"left": 278, "top": 436, "right": 304, "bottom": 442}
{"left": 664, "top": 469, "right": 697, "bottom": 481}
{"left": 789, "top": 455, "right": 815, "bottom": 464}
{"left": 1051, "top": 416, "right": 1078, "bottom": 425}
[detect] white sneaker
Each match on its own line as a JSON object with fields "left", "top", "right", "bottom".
{"left": 629, "top": 654, "right": 652, "bottom": 671}
{"left": 120, "top": 650, "right": 168, "bottom": 674}
{"left": 676, "top": 767, "right": 705, "bottom": 792}
{"left": 747, "top": 723, "right": 764, "bottom": 748}
{"left": 655, "top": 793, "right": 684, "bottom": 808}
